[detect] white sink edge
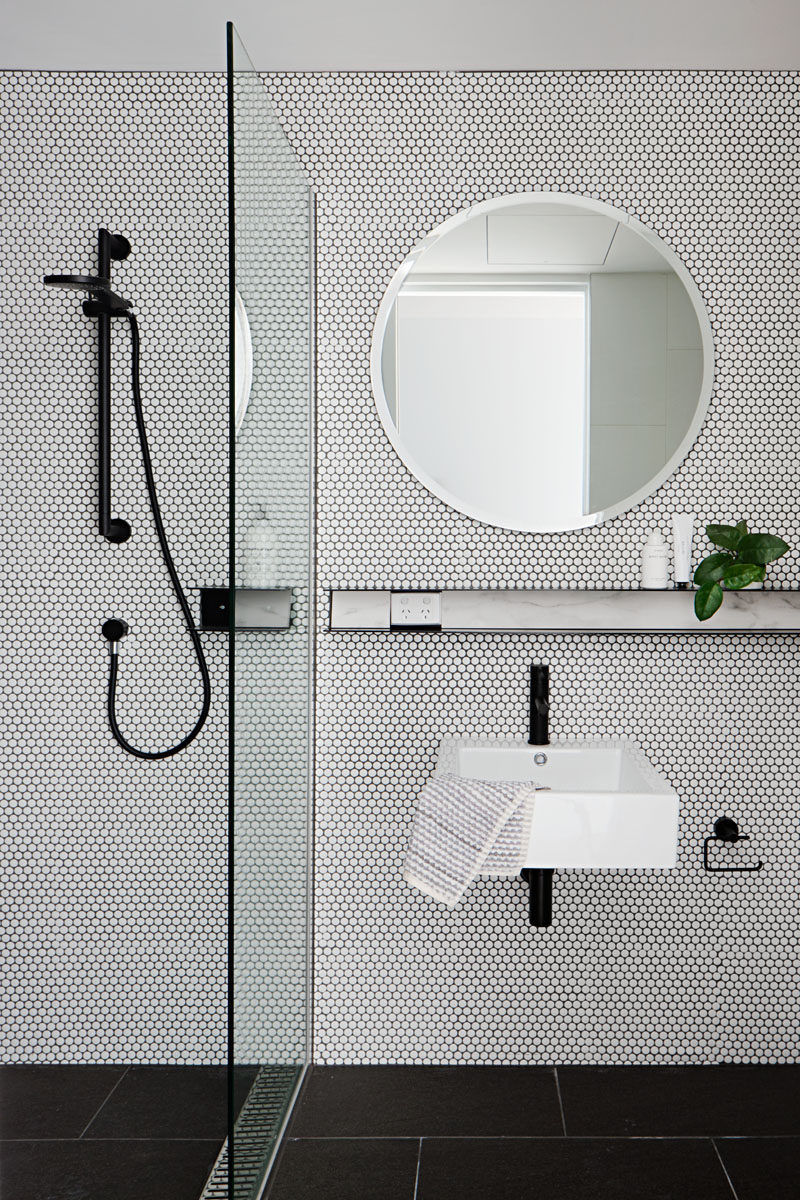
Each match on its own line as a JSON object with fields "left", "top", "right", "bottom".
{"left": 436, "top": 734, "right": 675, "bottom": 797}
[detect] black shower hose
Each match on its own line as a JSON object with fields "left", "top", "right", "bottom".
{"left": 105, "top": 312, "right": 211, "bottom": 758}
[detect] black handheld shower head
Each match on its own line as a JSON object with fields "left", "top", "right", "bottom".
{"left": 44, "top": 230, "right": 133, "bottom": 313}
{"left": 43, "top": 274, "right": 133, "bottom": 315}
{"left": 44, "top": 273, "right": 103, "bottom": 292}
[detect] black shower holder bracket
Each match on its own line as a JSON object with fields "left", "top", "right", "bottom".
{"left": 703, "top": 816, "right": 764, "bottom": 873}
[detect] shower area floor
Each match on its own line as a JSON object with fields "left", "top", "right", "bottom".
{"left": 267, "top": 1064, "right": 800, "bottom": 1200}
{"left": 0, "top": 1064, "right": 257, "bottom": 1200}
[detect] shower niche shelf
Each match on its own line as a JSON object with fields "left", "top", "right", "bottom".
{"left": 328, "top": 588, "right": 800, "bottom": 635}
{"left": 200, "top": 587, "right": 292, "bottom": 631}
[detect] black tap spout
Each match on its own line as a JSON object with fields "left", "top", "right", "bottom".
{"left": 527, "top": 663, "right": 550, "bottom": 746}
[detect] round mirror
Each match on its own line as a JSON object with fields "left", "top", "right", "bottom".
{"left": 371, "top": 193, "right": 714, "bottom": 532}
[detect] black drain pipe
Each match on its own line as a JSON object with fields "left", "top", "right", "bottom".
{"left": 521, "top": 868, "right": 554, "bottom": 927}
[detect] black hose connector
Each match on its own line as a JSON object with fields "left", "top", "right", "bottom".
{"left": 102, "top": 619, "right": 129, "bottom": 643}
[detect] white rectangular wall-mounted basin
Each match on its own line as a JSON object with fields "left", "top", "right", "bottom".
{"left": 436, "top": 737, "right": 679, "bottom": 870}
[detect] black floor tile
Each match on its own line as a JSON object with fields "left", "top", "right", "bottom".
{"left": 557, "top": 1065, "right": 800, "bottom": 1136}
{"left": 266, "top": 1138, "right": 420, "bottom": 1200}
{"left": 417, "top": 1137, "right": 735, "bottom": 1200}
{"left": 84, "top": 1065, "right": 257, "bottom": 1140}
{"left": 287, "top": 1066, "right": 564, "bottom": 1138}
{"left": 0, "top": 1138, "right": 221, "bottom": 1200}
{"left": 0, "top": 1066, "right": 126, "bottom": 1139}
{"left": 715, "top": 1137, "right": 800, "bottom": 1200}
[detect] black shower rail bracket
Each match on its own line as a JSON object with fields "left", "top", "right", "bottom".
{"left": 703, "top": 816, "right": 764, "bottom": 873}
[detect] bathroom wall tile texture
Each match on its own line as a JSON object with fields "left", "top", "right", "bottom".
{"left": 4, "top": 69, "right": 799, "bottom": 1071}
{"left": 267, "top": 70, "right": 800, "bottom": 1064}
{"left": 1, "top": 73, "right": 229, "bottom": 1063}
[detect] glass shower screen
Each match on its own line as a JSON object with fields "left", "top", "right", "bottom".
{"left": 224, "top": 24, "right": 314, "bottom": 1200}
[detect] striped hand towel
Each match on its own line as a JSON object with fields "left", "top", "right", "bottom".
{"left": 403, "top": 773, "right": 538, "bottom": 906}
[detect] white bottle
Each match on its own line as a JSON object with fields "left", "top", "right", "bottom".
{"left": 640, "top": 530, "right": 670, "bottom": 589}
{"left": 242, "top": 518, "right": 282, "bottom": 588}
{"left": 671, "top": 513, "right": 694, "bottom": 589}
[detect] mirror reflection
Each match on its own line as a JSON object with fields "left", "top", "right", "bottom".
{"left": 372, "top": 195, "right": 713, "bottom": 532}
{"left": 234, "top": 288, "right": 253, "bottom": 436}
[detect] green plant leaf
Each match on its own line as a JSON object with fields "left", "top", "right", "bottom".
{"left": 735, "top": 520, "right": 748, "bottom": 537}
{"left": 694, "top": 552, "right": 733, "bottom": 585}
{"left": 736, "top": 533, "right": 790, "bottom": 565}
{"left": 694, "top": 581, "right": 724, "bottom": 621}
{"left": 722, "top": 562, "right": 766, "bottom": 589}
{"left": 706, "top": 523, "right": 745, "bottom": 551}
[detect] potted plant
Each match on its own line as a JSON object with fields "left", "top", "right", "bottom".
{"left": 694, "top": 521, "right": 790, "bottom": 620}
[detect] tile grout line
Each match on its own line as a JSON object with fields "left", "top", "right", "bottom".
{"left": 412, "top": 1137, "right": 422, "bottom": 1200}
{"left": 0, "top": 1137, "right": 228, "bottom": 1144}
{"left": 287, "top": 1135, "right": 422, "bottom": 1142}
{"left": 553, "top": 1067, "right": 568, "bottom": 1136}
{"left": 77, "top": 1066, "right": 132, "bottom": 1139}
{"left": 285, "top": 1134, "right": 769, "bottom": 1142}
{"left": 712, "top": 1139, "right": 742, "bottom": 1200}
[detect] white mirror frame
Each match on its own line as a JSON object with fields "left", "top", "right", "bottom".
{"left": 370, "top": 192, "right": 715, "bottom": 533}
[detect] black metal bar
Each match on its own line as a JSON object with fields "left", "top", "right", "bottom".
{"left": 97, "top": 229, "right": 112, "bottom": 540}
{"left": 521, "top": 867, "right": 554, "bottom": 926}
{"left": 43, "top": 230, "right": 132, "bottom": 541}
{"left": 93, "top": 229, "right": 131, "bottom": 543}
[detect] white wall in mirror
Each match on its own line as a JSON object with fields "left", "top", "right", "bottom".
{"left": 392, "top": 284, "right": 588, "bottom": 529}
{"left": 588, "top": 271, "right": 703, "bottom": 510}
{"left": 372, "top": 192, "right": 714, "bottom": 534}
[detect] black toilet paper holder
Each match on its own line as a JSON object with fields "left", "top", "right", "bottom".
{"left": 703, "top": 817, "right": 763, "bottom": 873}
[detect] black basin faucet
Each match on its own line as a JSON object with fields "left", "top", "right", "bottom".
{"left": 527, "top": 663, "right": 550, "bottom": 746}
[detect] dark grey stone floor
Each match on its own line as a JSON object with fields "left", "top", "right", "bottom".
{"left": 0, "top": 1064, "right": 257, "bottom": 1200}
{"left": 4, "top": 1063, "right": 798, "bottom": 1199}
{"left": 268, "top": 1064, "right": 800, "bottom": 1200}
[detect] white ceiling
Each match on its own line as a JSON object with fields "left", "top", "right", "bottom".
{"left": 4, "top": 0, "right": 800, "bottom": 70}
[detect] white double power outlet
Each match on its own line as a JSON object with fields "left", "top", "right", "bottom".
{"left": 390, "top": 591, "right": 442, "bottom": 627}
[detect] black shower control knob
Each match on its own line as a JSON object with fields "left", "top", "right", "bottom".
{"left": 102, "top": 619, "right": 129, "bottom": 642}
{"left": 713, "top": 816, "right": 740, "bottom": 843}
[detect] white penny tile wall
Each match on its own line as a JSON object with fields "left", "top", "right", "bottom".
{"left": 3, "top": 68, "right": 799, "bottom": 1068}
{"left": 1, "top": 73, "right": 228, "bottom": 1063}
{"left": 269, "top": 71, "right": 800, "bottom": 1064}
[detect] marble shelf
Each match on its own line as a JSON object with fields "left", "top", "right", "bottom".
{"left": 328, "top": 588, "right": 800, "bottom": 634}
